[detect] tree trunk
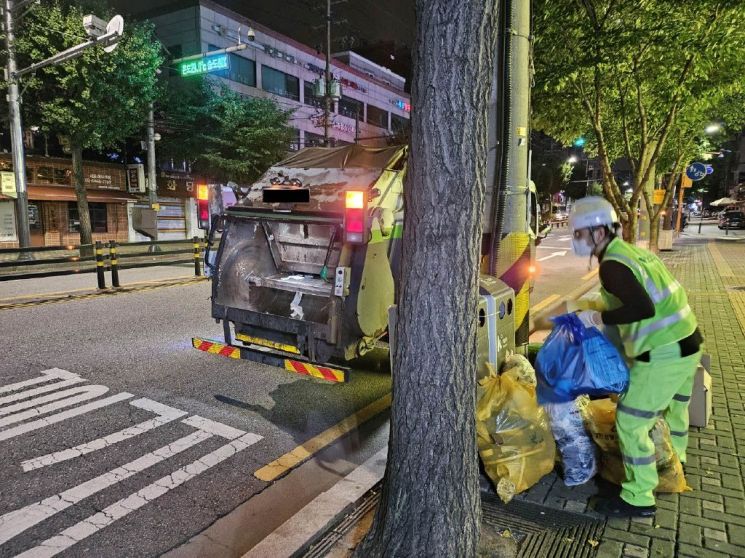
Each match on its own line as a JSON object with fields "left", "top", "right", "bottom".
{"left": 355, "top": 1, "right": 496, "bottom": 556}
{"left": 623, "top": 208, "right": 637, "bottom": 243}
{"left": 71, "top": 142, "right": 93, "bottom": 252}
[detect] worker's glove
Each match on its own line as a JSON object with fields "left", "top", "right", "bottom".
{"left": 577, "top": 310, "right": 603, "bottom": 329}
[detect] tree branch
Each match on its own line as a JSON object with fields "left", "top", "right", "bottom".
{"left": 615, "top": 73, "right": 637, "bottom": 176}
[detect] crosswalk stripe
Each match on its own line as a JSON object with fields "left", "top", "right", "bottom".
{"left": 20, "top": 398, "right": 188, "bottom": 472}
{"left": 0, "top": 385, "right": 111, "bottom": 427}
{"left": 0, "top": 430, "right": 213, "bottom": 546}
{"left": 0, "top": 369, "right": 79, "bottom": 395}
{"left": 16, "top": 432, "right": 263, "bottom": 558}
{"left": 0, "top": 392, "right": 134, "bottom": 443}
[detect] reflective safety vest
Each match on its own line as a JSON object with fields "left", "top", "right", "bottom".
{"left": 599, "top": 237, "right": 697, "bottom": 358}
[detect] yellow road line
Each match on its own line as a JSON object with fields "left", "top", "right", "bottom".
{"left": 581, "top": 268, "right": 599, "bottom": 281}
{"left": 254, "top": 393, "right": 392, "bottom": 482}
{"left": 531, "top": 294, "right": 560, "bottom": 314}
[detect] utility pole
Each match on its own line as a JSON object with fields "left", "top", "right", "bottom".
{"left": 488, "top": 0, "right": 533, "bottom": 350}
{"left": 323, "top": 0, "right": 331, "bottom": 146}
{"left": 4, "top": 0, "right": 31, "bottom": 249}
{"left": 146, "top": 102, "right": 159, "bottom": 241}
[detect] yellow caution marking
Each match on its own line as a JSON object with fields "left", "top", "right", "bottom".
{"left": 192, "top": 338, "right": 241, "bottom": 359}
{"left": 582, "top": 268, "right": 599, "bottom": 281}
{"left": 235, "top": 333, "right": 300, "bottom": 355}
{"left": 283, "top": 359, "right": 347, "bottom": 382}
{"left": 532, "top": 294, "right": 560, "bottom": 314}
{"left": 254, "top": 393, "right": 392, "bottom": 482}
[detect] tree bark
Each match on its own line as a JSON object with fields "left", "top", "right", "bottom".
{"left": 355, "top": 1, "right": 497, "bottom": 556}
{"left": 71, "top": 142, "right": 93, "bottom": 251}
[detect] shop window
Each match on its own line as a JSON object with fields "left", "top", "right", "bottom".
{"left": 68, "top": 202, "right": 107, "bottom": 233}
{"left": 212, "top": 53, "right": 256, "bottom": 87}
{"left": 366, "top": 104, "right": 389, "bottom": 129}
{"left": 303, "top": 80, "right": 324, "bottom": 109}
{"left": 304, "top": 131, "right": 326, "bottom": 148}
{"left": 36, "top": 166, "right": 70, "bottom": 185}
{"left": 391, "top": 114, "right": 409, "bottom": 134}
{"left": 338, "top": 95, "right": 362, "bottom": 120}
{"left": 289, "top": 128, "right": 301, "bottom": 151}
{"left": 261, "top": 66, "right": 299, "bottom": 100}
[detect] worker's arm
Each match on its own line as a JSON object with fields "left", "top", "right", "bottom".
{"left": 598, "top": 261, "right": 655, "bottom": 325}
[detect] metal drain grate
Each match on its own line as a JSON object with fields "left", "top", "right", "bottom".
{"left": 482, "top": 494, "right": 606, "bottom": 557}
{"left": 299, "top": 486, "right": 605, "bottom": 558}
{"left": 298, "top": 484, "right": 382, "bottom": 558}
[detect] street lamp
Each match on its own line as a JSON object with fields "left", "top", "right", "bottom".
{"left": 567, "top": 155, "right": 578, "bottom": 164}
{"left": 3, "top": 5, "right": 124, "bottom": 249}
{"left": 705, "top": 123, "right": 722, "bottom": 135}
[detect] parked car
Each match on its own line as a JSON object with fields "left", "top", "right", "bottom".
{"left": 552, "top": 210, "right": 568, "bottom": 222}
{"left": 718, "top": 211, "right": 745, "bottom": 230}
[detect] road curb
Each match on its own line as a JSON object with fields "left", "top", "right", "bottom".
{"left": 243, "top": 447, "right": 388, "bottom": 558}
{"left": 0, "top": 276, "right": 208, "bottom": 311}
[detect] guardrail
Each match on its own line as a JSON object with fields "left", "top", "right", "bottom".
{"left": 0, "top": 237, "right": 207, "bottom": 288}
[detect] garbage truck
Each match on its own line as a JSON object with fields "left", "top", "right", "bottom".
{"left": 192, "top": 144, "right": 523, "bottom": 382}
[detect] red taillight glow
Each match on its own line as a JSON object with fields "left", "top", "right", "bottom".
{"left": 346, "top": 190, "right": 365, "bottom": 209}
{"left": 198, "top": 200, "right": 209, "bottom": 221}
{"left": 197, "top": 184, "right": 209, "bottom": 201}
{"left": 344, "top": 190, "right": 367, "bottom": 243}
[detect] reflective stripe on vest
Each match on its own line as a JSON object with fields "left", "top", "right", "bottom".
{"left": 617, "top": 402, "right": 660, "bottom": 419}
{"left": 673, "top": 393, "right": 691, "bottom": 402}
{"left": 623, "top": 454, "right": 656, "bottom": 466}
{"left": 629, "top": 305, "right": 693, "bottom": 342}
{"left": 601, "top": 252, "right": 681, "bottom": 304}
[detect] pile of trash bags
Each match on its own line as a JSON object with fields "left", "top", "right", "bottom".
{"left": 477, "top": 313, "right": 689, "bottom": 502}
{"left": 476, "top": 355, "right": 556, "bottom": 503}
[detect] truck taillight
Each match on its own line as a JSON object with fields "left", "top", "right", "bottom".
{"left": 197, "top": 184, "right": 209, "bottom": 229}
{"left": 344, "top": 190, "right": 367, "bottom": 243}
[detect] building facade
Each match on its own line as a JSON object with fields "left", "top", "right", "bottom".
{"left": 0, "top": 156, "right": 201, "bottom": 248}
{"left": 151, "top": 0, "right": 411, "bottom": 150}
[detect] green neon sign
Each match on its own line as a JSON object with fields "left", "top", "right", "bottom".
{"left": 179, "top": 54, "right": 230, "bottom": 77}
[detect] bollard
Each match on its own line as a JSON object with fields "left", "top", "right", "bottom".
{"left": 95, "top": 240, "right": 106, "bottom": 289}
{"left": 109, "top": 240, "right": 120, "bottom": 288}
{"left": 193, "top": 236, "right": 202, "bottom": 277}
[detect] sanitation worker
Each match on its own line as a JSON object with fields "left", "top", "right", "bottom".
{"left": 544, "top": 196, "right": 702, "bottom": 518}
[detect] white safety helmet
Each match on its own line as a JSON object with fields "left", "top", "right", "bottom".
{"left": 569, "top": 196, "right": 619, "bottom": 233}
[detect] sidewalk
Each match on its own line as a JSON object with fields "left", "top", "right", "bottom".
{"left": 0, "top": 264, "right": 205, "bottom": 308}
{"left": 261, "top": 236, "right": 745, "bottom": 558}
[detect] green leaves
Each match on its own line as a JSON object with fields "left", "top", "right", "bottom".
{"left": 533, "top": 0, "right": 745, "bottom": 218}
{"left": 159, "top": 79, "right": 294, "bottom": 184}
{"left": 16, "top": 1, "right": 163, "bottom": 149}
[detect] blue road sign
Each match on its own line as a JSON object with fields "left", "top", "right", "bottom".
{"left": 705, "top": 164, "right": 714, "bottom": 175}
{"left": 686, "top": 162, "right": 707, "bottom": 181}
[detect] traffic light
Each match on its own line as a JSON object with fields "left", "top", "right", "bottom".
{"left": 573, "top": 137, "right": 586, "bottom": 148}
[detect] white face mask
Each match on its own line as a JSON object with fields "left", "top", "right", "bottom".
{"left": 572, "top": 237, "right": 594, "bottom": 257}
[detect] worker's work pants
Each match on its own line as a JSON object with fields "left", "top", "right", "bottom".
{"left": 615, "top": 343, "right": 701, "bottom": 507}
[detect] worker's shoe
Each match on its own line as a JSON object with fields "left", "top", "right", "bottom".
{"left": 594, "top": 496, "right": 656, "bottom": 518}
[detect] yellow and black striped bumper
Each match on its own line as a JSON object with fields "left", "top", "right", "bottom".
{"left": 191, "top": 337, "right": 348, "bottom": 383}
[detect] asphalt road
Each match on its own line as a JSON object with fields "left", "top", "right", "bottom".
{"left": 0, "top": 282, "right": 391, "bottom": 557}
{"left": 531, "top": 224, "right": 599, "bottom": 309}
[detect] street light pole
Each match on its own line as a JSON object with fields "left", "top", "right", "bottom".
{"left": 146, "top": 102, "right": 158, "bottom": 243}
{"left": 4, "top": 0, "right": 31, "bottom": 248}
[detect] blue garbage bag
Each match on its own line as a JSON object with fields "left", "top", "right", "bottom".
{"left": 535, "top": 313, "right": 629, "bottom": 404}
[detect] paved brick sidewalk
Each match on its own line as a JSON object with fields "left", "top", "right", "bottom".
{"left": 514, "top": 237, "right": 745, "bottom": 558}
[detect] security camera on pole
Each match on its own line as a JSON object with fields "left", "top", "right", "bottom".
{"left": 2, "top": 4, "right": 123, "bottom": 249}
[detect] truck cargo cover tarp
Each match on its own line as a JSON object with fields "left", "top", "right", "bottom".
{"left": 277, "top": 145, "right": 405, "bottom": 170}
{"left": 239, "top": 145, "right": 406, "bottom": 207}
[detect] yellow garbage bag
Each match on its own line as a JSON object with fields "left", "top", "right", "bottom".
{"left": 579, "top": 398, "right": 689, "bottom": 493}
{"left": 477, "top": 364, "right": 556, "bottom": 503}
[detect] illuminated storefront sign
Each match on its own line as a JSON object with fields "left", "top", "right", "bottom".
{"left": 179, "top": 54, "right": 230, "bottom": 77}
{"left": 392, "top": 99, "right": 411, "bottom": 112}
